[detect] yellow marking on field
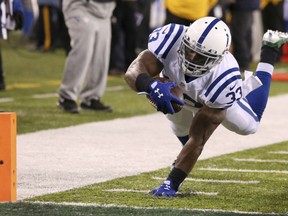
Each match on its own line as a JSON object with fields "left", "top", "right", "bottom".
{"left": 5, "top": 79, "right": 124, "bottom": 90}
{"left": 6, "top": 83, "right": 41, "bottom": 90}
{"left": 6, "top": 80, "right": 61, "bottom": 90}
{"left": 107, "top": 75, "right": 124, "bottom": 81}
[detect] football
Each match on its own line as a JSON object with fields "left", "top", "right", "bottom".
{"left": 146, "top": 77, "right": 184, "bottom": 113}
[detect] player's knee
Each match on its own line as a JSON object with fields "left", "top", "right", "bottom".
{"left": 222, "top": 119, "right": 258, "bottom": 135}
{"left": 235, "top": 122, "right": 258, "bottom": 135}
{"left": 236, "top": 126, "right": 257, "bottom": 135}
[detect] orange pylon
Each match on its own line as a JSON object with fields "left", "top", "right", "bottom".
{"left": 0, "top": 112, "right": 17, "bottom": 202}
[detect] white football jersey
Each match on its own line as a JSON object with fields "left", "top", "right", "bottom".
{"left": 148, "top": 23, "right": 243, "bottom": 110}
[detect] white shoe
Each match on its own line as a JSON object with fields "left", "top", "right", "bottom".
{"left": 263, "top": 30, "right": 288, "bottom": 48}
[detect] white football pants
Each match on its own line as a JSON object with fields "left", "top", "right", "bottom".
{"left": 166, "top": 98, "right": 260, "bottom": 137}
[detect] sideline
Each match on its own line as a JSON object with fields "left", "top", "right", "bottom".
{"left": 17, "top": 94, "right": 288, "bottom": 200}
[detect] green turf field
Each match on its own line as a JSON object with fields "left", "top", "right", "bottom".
{"left": 0, "top": 142, "right": 287, "bottom": 215}
{"left": 0, "top": 36, "right": 288, "bottom": 215}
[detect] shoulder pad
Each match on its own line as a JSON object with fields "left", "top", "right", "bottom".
{"left": 148, "top": 24, "right": 186, "bottom": 60}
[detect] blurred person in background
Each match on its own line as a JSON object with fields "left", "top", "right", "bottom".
{"left": 261, "top": 0, "right": 284, "bottom": 62}
{"left": 164, "top": 0, "right": 218, "bottom": 25}
{"left": 34, "top": 0, "right": 62, "bottom": 51}
{"left": 58, "top": 1, "right": 70, "bottom": 56}
{"left": 0, "top": 0, "right": 24, "bottom": 90}
{"left": 109, "top": 0, "right": 137, "bottom": 76}
{"left": 229, "top": 0, "right": 261, "bottom": 72}
{"left": 135, "top": 0, "right": 153, "bottom": 54}
{"left": 58, "top": 0, "right": 115, "bottom": 113}
{"left": 261, "top": 0, "right": 284, "bottom": 33}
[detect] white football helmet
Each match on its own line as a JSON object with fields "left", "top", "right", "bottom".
{"left": 178, "top": 16, "right": 231, "bottom": 77}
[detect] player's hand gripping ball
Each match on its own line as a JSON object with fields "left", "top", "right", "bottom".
{"left": 145, "top": 77, "right": 184, "bottom": 114}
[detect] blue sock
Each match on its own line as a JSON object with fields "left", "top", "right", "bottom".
{"left": 246, "top": 71, "right": 271, "bottom": 121}
{"left": 177, "top": 135, "right": 189, "bottom": 146}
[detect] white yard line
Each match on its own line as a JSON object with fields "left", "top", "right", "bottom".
{"left": 17, "top": 94, "right": 288, "bottom": 200}
{"left": 268, "top": 151, "right": 288, "bottom": 155}
{"left": 233, "top": 158, "right": 288, "bottom": 164}
{"left": 152, "top": 177, "right": 260, "bottom": 184}
{"left": 0, "top": 97, "right": 14, "bottom": 103}
{"left": 199, "top": 168, "right": 288, "bottom": 174}
{"left": 31, "top": 86, "right": 125, "bottom": 99}
{"left": 32, "top": 93, "right": 58, "bottom": 99}
{"left": 104, "top": 188, "right": 218, "bottom": 196}
{"left": 106, "top": 86, "right": 126, "bottom": 91}
{"left": 105, "top": 189, "right": 151, "bottom": 193}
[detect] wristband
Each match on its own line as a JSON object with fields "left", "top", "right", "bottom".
{"left": 135, "top": 73, "right": 155, "bottom": 93}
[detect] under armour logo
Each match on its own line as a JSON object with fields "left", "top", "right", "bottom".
{"left": 163, "top": 180, "right": 171, "bottom": 190}
{"left": 154, "top": 88, "right": 163, "bottom": 98}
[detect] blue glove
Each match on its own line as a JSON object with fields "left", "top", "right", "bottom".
{"left": 150, "top": 179, "right": 177, "bottom": 197}
{"left": 147, "top": 80, "right": 184, "bottom": 114}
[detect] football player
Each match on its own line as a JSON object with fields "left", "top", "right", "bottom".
{"left": 124, "top": 16, "right": 288, "bottom": 197}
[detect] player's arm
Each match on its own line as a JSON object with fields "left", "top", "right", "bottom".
{"left": 124, "top": 49, "right": 184, "bottom": 114}
{"left": 175, "top": 105, "right": 226, "bottom": 173}
{"left": 124, "top": 49, "right": 163, "bottom": 92}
